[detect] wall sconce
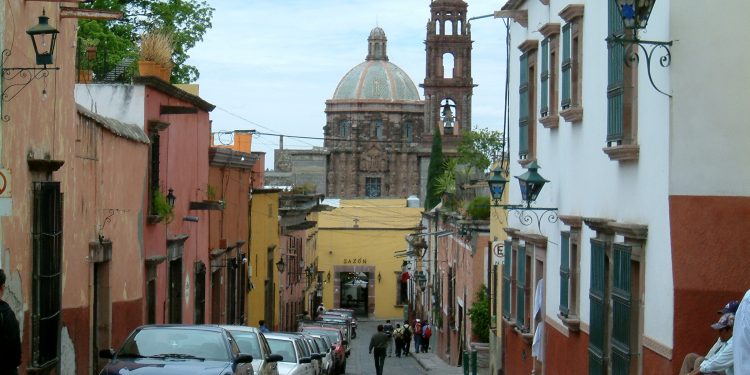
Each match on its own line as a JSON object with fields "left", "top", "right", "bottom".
{"left": 1, "top": 10, "right": 61, "bottom": 121}
{"left": 413, "top": 238, "right": 428, "bottom": 258}
{"left": 276, "top": 257, "right": 286, "bottom": 273}
{"left": 377, "top": 272, "right": 382, "bottom": 283}
{"left": 488, "top": 163, "right": 558, "bottom": 231}
{"left": 605, "top": 0, "right": 673, "bottom": 97}
{"left": 326, "top": 271, "right": 331, "bottom": 283}
{"left": 166, "top": 188, "right": 176, "bottom": 208}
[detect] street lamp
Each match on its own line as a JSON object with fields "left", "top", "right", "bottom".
{"left": 515, "top": 161, "right": 549, "bottom": 208}
{"left": 276, "top": 257, "right": 286, "bottom": 273}
{"left": 486, "top": 162, "right": 557, "bottom": 231}
{"left": 412, "top": 237, "right": 428, "bottom": 258}
{"left": 26, "top": 10, "right": 59, "bottom": 67}
{"left": 166, "top": 188, "right": 176, "bottom": 208}
{"left": 605, "top": 0, "right": 673, "bottom": 97}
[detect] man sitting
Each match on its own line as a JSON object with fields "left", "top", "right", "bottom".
{"left": 680, "top": 312, "right": 735, "bottom": 375}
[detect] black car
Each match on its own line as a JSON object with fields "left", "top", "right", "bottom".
{"left": 98, "top": 324, "right": 254, "bottom": 374}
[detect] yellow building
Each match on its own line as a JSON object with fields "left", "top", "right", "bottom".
{"left": 248, "top": 189, "right": 281, "bottom": 329}
{"left": 317, "top": 198, "right": 422, "bottom": 319}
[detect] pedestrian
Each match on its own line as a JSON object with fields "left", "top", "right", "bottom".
{"left": 393, "top": 323, "right": 404, "bottom": 357}
{"left": 735, "top": 289, "right": 750, "bottom": 374}
{"left": 679, "top": 311, "right": 736, "bottom": 375}
{"left": 369, "top": 324, "right": 389, "bottom": 375}
{"left": 421, "top": 320, "right": 432, "bottom": 353}
{"left": 413, "top": 319, "right": 422, "bottom": 354}
{"left": 383, "top": 319, "right": 394, "bottom": 356}
{"left": 258, "top": 320, "right": 270, "bottom": 333}
{"left": 316, "top": 303, "right": 326, "bottom": 318}
{"left": 402, "top": 320, "right": 413, "bottom": 356}
{"left": 0, "top": 269, "right": 21, "bottom": 375}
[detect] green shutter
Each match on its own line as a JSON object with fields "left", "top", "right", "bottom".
{"left": 502, "top": 240, "right": 512, "bottom": 317}
{"left": 519, "top": 53, "right": 529, "bottom": 157}
{"left": 607, "top": 0, "right": 625, "bottom": 144}
{"left": 588, "top": 239, "right": 606, "bottom": 375}
{"left": 540, "top": 38, "right": 549, "bottom": 117}
{"left": 516, "top": 244, "right": 526, "bottom": 330}
{"left": 559, "top": 232, "right": 570, "bottom": 316}
{"left": 612, "top": 244, "right": 633, "bottom": 375}
{"left": 561, "top": 23, "right": 571, "bottom": 109}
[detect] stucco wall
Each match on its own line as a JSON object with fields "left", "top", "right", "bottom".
{"left": 75, "top": 84, "right": 147, "bottom": 129}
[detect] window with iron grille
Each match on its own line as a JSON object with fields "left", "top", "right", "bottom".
{"left": 397, "top": 273, "right": 408, "bottom": 305}
{"left": 32, "top": 181, "right": 63, "bottom": 369}
{"left": 373, "top": 120, "right": 384, "bottom": 140}
{"left": 365, "top": 177, "right": 381, "bottom": 197}
{"left": 339, "top": 120, "right": 350, "bottom": 138}
{"left": 149, "top": 132, "right": 160, "bottom": 215}
{"left": 404, "top": 121, "right": 413, "bottom": 142}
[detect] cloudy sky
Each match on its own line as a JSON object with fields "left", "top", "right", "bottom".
{"left": 188, "top": 0, "right": 509, "bottom": 167}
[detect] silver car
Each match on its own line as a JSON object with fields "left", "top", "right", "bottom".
{"left": 265, "top": 333, "right": 315, "bottom": 375}
{"left": 222, "top": 325, "right": 282, "bottom": 375}
{"left": 310, "top": 335, "right": 333, "bottom": 375}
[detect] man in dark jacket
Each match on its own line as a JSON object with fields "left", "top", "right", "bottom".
{"left": 0, "top": 269, "right": 21, "bottom": 375}
{"left": 369, "top": 324, "right": 388, "bottom": 375}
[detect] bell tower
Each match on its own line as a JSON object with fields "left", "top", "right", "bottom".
{"left": 422, "top": 0, "right": 474, "bottom": 140}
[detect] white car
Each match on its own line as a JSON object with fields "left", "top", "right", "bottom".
{"left": 222, "top": 325, "right": 282, "bottom": 375}
{"left": 265, "top": 333, "right": 316, "bottom": 375}
{"left": 310, "top": 335, "right": 333, "bottom": 375}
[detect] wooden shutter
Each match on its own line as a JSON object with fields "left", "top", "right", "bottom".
{"left": 588, "top": 239, "right": 606, "bottom": 374}
{"left": 561, "top": 23, "right": 571, "bottom": 109}
{"left": 516, "top": 244, "right": 526, "bottom": 330}
{"left": 612, "top": 243, "right": 633, "bottom": 375}
{"left": 607, "top": 0, "right": 625, "bottom": 143}
{"left": 540, "top": 38, "right": 549, "bottom": 117}
{"left": 559, "top": 232, "right": 571, "bottom": 316}
{"left": 519, "top": 53, "right": 529, "bottom": 157}
{"left": 503, "top": 240, "right": 512, "bottom": 317}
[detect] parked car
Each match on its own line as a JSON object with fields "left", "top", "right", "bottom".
{"left": 264, "top": 332, "right": 315, "bottom": 375}
{"left": 323, "top": 309, "right": 357, "bottom": 339}
{"left": 298, "top": 325, "right": 347, "bottom": 374}
{"left": 98, "top": 324, "right": 254, "bottom": 375}
{"left": 222, "top": 325, "right": 283, "bottom": 375}
{"left": 315, "top": 315, "right": 353, "bottom": 350}
{"left": 290, "top": 333, "right": 324, "bottom": 375}
{"left": 309, "top": 334, "right": 333, "bottom": 375}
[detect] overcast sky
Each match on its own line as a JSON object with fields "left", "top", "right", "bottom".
{"left": 188, "top": 0, "right": 508, "bottom": 167}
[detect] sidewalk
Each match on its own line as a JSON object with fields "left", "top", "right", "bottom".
{"left": 410, "top": 351, "right": 466, "bottom": 374}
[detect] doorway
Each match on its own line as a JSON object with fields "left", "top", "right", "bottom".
{"left": 339, "top": 271, "right": 369, "bottom": 317}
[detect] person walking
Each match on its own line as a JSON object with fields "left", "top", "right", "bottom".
{"left": 369, "top": 324, "right": 389, "bottom": 375}
{"left": 393, "top": 324, "right": 404, "bottom": 357}
{"left": 383, "top": 319, "right": 394, "bottom": 356}
{"left": 413, "top": 319, "right": 422, "bottom": 354}
{"left": 402, "top": 320, "right": 413, "bottom": 356}
{"left": 0, "top": 269, "right": 21, "bottom": 375}
{"left": 421, "top": 320, "right": 432, "bottom": 353}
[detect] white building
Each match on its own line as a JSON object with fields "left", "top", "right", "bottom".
{"left": 494, "top": 1, "right": 750, "bottom": 374}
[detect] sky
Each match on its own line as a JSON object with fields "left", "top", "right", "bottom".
{"left": 188, "top": 0, "right": 509, "bottom": 168}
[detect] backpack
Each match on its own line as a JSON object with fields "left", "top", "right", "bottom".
{"left": 414, "top": 322, "right": 422, "bottom": 336}
{"left": 423, "top": 325, "right": 432, "bottom": 339}
{"left": 403, "top": 325, "right": 412, "bottom": 340}
{"left": 393, "top": 327, "right": 403, "bottom": 340}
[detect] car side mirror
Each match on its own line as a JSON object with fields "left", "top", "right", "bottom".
{"left": 99, "top": 349, "right": 115, "bottom": 359}
{"left": 300, "top": 357, "right": 312, "bottom": 364}
{"left": 236, "top": 354, "right": 253, "bottom": 364}
{"left": 311, "top": 353, "right": 322, "bottom": 360}
{"left": 267, "top": 353, "right": 283, "bottom": 363}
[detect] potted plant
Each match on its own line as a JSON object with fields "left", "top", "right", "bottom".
{"left": 151, "top": 189, "right": 174, "bottom": 224}
{"left": 138, "top": 30, "right": 173, "bottom": 81}
{"left": 205, "top": 184, "right": 218, "bottom": 201}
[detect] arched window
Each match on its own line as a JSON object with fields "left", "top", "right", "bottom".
{"left": 442, "top": 53, "right": 455, "bottom": 79}
{"left": 436, "top": 19, "right": 442, "bottom": 35}
{"left": 446, "top": 19, "right": 454, "bottom": 35}
{"left": 440, "top": 98, "right": 457, "bottom": 135}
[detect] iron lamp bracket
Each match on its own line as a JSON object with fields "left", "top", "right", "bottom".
{"left": 605, "top": 35, "right": 673, "bottom": 97}
{"left": 1, "top": 49, "right": 59, "bottom": 122}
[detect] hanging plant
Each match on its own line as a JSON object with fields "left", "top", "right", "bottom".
{"left": 153, "top": 189, "right": 174, "bottom": 224}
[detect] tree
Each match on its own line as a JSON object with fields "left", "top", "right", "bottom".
{"left": 424, "top": 125, "right": 445, "bottom": 210}
{"left": 79, "top": 0, "right": 214, "bottom": 83}
{"left": 469, "top": 284, "right": 491, "bottom": 342}
{"left": 456, "top": 128, "right": 505, "bottom": 173}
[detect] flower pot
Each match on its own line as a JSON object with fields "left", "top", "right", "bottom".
{"left": 158, "top": 66, "right": 172, "bottom": 82}
{"left": 138, "top": 60, "right": 161, "bottom": 78}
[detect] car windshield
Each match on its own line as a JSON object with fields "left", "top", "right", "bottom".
{"left": 313, "top": 337, "right": 328, "bottom": 351}
{"left": 118, "top": 327, "right": 229, "bottom": 361}
{"left": 229, "top": 331, "right": 262, "bottom": 359}
{"left": 267, "top": 339, "right": 297, "bottom": 363}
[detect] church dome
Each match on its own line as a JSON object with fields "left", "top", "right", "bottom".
{"left": 332, "top": 28, "right": 421, "bottom": 102}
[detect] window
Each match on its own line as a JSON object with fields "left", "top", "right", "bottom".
{"left": 338, "top": 120, "right": 350, "bottom": 138}
{"left": 148, "top": 131, "right": 160, "bottom": 216}
{"left": 31, "top": 181, "right": 63, "bottom": 369}
{"left": 396, "top": 272, "right": 408, "bottom": 305}
{"left": 373, "top": 120, "right": 384, "bottom": 140}
{"left": 604, "top": 1, "right": 639, "bottom": 161}
{"left": 559, "top": 5, "right": 584, "bottom": 123}
{"left": 443, "top": 53, "right": 455, "bottom": 79}
{"left": 558, "top": 216, "right": 582, "bottom": 331}
{"left": 515, "top": 244, "right": 528, "bottom": 331}
{"left": 169, "top": 256, "right": 182, "bottom": 323}
{"left": 585, "top": 219, "right": 646, "bottom": 375}
{"left": 404, "top": 121, "right": 413, "bottom": 142}
{"left": 518, "top": 40, "right": 538, "bottom": 164}
{"left": 146, "top": 263, "right": 158, "bottom": 324}
{"left": 365, "top": 177, "right": 381, "bottom": 197}
{"left": 502, "top": 240, "right": 513, "bottom": 320}
{"left": 539, "top": 23, "right": 561, "bottom": 129}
